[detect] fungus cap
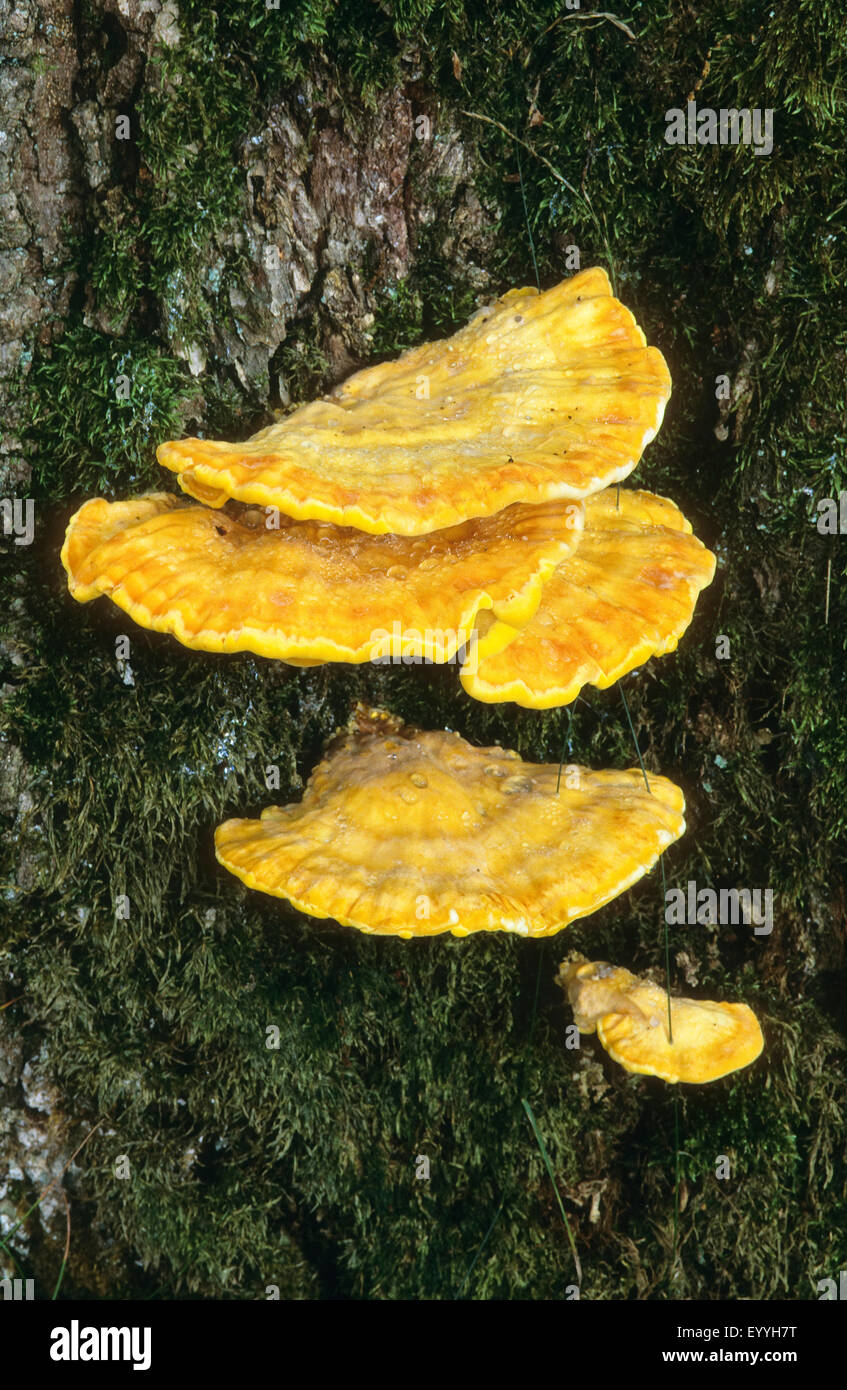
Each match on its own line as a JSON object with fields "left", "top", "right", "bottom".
{"left": 60, "top": 494, "right": 583, "bottom": 664}
{"left": 557, "top": 959, "right": 764, "bottom": 1083}
{"left": 214, "top": 705, "right": 686, "bottom": 938}
{"left": 157, "top": 267, "right": 671, "bottom": 535}
{"left": 461, "top": 488, "right": 716, "bottom": 708}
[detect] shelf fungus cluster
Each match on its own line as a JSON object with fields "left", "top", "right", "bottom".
{"left": 557, "top": 959, "right": 764, "bottom": 1084}
{"left": 62, "top": 494, "right": 584, "bottom": 666}
{"left": 215, "top": 705, "right": 686, "bottom": 939}
{"left": 61, "top": 264, "right": 761, "bottom": 1078}
{"left": 61, "top": 266, "right": 714, "bottom": 696}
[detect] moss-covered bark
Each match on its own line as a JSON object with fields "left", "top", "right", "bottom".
{"left": 1, "top": 0, "right": 845, "bottom": 1298}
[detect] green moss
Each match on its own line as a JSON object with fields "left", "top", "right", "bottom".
{"left": 271, "top": 327, "right": 332, "bottom": 407}
{"left": 24, "top": 325, "right": 195, "bottom": 498}
{"left": 368, "top": 240, "right": 481, "bottom": 357}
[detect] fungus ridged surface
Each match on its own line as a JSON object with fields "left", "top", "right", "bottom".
{"left": 60, "top": 494, "right": 584, "bottom": 664}
{"left": 557, "top": 959, "right": 764, "bottom": 1084}
{"left": 461, "top": 488, "right": 716, "bottom": 708}
{"left": 214, "top": 706, "right": 686, "bottom": 938}
{"left": 157, "top": 267, "right": 671, "bottom": 536}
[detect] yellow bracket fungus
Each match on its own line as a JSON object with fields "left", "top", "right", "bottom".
{"left": 157, "top": 267, "right": 671, "bottom": 536}
{"left": 60, "top": 494, "right": 583, "bottom": 664}
{"left": 460, "top": 487, "right": 716, "bottom": 708}
{"left": 214, "top": 705, "right": 685, "bottom": 938}
{"left": 557, "top": 958, "right": 764, "bottom": 1084}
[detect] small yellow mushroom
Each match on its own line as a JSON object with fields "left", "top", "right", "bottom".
{"left": 461, "top": 488, "right": 716, "bottom": 708}
{"left": 557, "top": 958, "right": 763, "bottom": 1083}
{"left": 157, "top": 267, "right": 671, "bottom": 536}
{"left": 215, "top": 705, "right": 685, "bottom": 938}
{"left": 60, "top": 493, "right": 583, "bottom": 664}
